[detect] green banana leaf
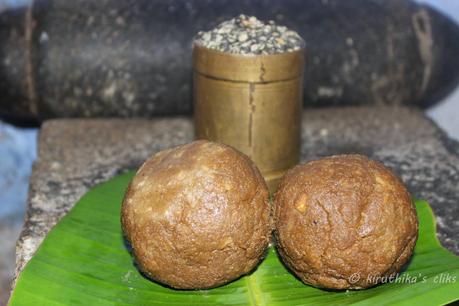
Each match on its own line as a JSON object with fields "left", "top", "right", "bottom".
{"left": 9, "top": 172, "right": 459, "bottom": 306}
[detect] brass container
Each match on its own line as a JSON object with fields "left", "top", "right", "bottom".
{"left": 193, "top": 44, "right": 304, "bottom": 192}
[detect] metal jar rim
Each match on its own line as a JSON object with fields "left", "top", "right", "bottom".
{"left": 192, "top": 43, "right": 305, "bottom": 83}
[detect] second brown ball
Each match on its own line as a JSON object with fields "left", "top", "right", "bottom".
{"left": 274, "top": 154, "right": 418, "bottom": 289}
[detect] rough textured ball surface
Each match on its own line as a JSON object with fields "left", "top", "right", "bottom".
{"left": 274, "top": 154, "right": 418, "bottom": 289}
{"left": 121, "top": 140, "right": 271, "bottom": 289}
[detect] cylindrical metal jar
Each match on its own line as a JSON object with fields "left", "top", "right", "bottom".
{"left": 193, "top": 44, "right": 304, "bottom": 192}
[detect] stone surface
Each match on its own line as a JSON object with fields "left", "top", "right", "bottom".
{"left": 13, "top": 107, "right": 459, "bottom": 286}
{"left": 3, "top": 0, "right": 459, "bottom": 122}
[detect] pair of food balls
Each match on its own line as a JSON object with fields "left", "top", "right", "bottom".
{"left": 121, "top": 141, "right": 418, "bottom": 290}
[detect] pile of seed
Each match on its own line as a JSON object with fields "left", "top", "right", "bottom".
{"left": 194, "top": 15, "right": 304, "bottom": 55}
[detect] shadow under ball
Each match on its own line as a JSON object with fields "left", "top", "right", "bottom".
{"left": 193, "top": 44, "right": 304, "bottom": 192}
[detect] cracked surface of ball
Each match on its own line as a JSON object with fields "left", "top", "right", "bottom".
{"left": 274, "top": 154, "right": 418, "bottom": 289}
{"left": 121, "top": 140, "right": 271, "bottom": 289}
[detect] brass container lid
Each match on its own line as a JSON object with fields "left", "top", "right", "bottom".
{"left": 192, "top": 43, "right": 305, "bottom": 83}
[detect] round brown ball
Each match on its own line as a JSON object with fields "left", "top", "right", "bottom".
{"left": 121, "top": 140, "right": 271, "bottom": 289}
{"left": 274, "top": 154, "right": 418, "bottom": 289}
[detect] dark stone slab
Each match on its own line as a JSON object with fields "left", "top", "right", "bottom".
{"left": 14, "top": 107, "right": 459, "bottom": 284}
{"left": 2, "top": 0, "right": 459, "bottom": 122}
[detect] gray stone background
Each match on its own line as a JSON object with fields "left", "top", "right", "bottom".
{"left": 0, "top": 0, "right": 458, "bottom": 305}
